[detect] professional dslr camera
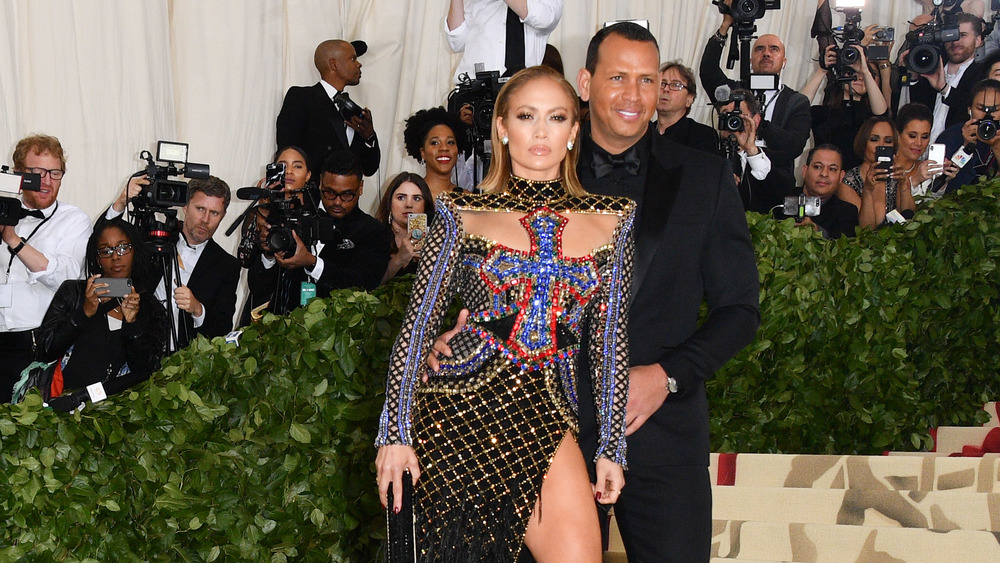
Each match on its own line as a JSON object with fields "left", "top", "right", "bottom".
{"left": 976, "top": 105, "right": 1000, "bottom": 141}
{"left": 901, "top": 17, "right": 960, "bottom": 81}
{"left": 716, "top": 87, "right": 747, "bottom": 133}
{"left": 447, "top": 69, "right": 507, "bottom": 140}
{"left": 0, "top": 167, "right": 41, "bottom": 227}
{"left": 238, "top": 163, "right": 340, "bottom": 257}
{"left": 128, "top": 141, "right": 210, "bottom": 253}
{"left": 713, "top": 0, "right": 780, "bottom": 32}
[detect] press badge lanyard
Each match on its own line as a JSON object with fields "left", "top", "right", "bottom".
{"left": 6, "top": 202, "right": 57, "bottom": 277}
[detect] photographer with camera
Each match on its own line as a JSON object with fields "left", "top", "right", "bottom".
{"left": 935, "top": 78, "right": 1000, "bottom": 192}
{"left": 1, "top": 135, "right": 92, "bottom": 404}
{"left": 777, "top": 144, "right": 859, "bottom": 239}
{"left": 803, "top": 44, "right": 889, "bottom": 170}
{"left": 276, "top": 39, "right": 380, "bottom": 178}
{"left": 902, "top": 12, "right": 984, "bottom": 142}
{"left": 716, "top": 87, "right": 794, "bottom": 213}
{"left": 105, "top": 174, "right": 240, "bottom": 351}
{"left": 242, "top": 150, "right": 390, "bottom": 323}
{"left": 445, "top": 0, "right": 563, "bottom": 84}
{"left": 701, "top": 0, "right": 811, "bottom": 180}
{"left": 915, "top": 0, "right": 986, "bottom": 18}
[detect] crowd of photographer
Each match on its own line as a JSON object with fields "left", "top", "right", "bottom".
{"left": 6, "top": 0, "right": 1000, "bottom": 408}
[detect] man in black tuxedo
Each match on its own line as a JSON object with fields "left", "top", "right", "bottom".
{"left": 276, "top": 39, "right": 380, "bottom": 177}
{"left": 577, "top": 23, "right": 760, "bottom": 562}
{"left": 699, "top": 1, "right": 810, "bottom": 182}
{"left": 106, "top": 175, "right": 240, "bottom": 350}
{"left": 904, "top": 12, "right": 983, "bottom": 142}
{"left": 656, "top": 60, "right": 718, "bottom": 154}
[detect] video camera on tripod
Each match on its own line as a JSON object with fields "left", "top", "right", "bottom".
{"left": 0, "top": 167, "right": 42, "bottom": 227}
{"left": 898, "top": 1, "right": 961, "bottom": 85}
{"left": 711, "top": 0, "right": 782, "bottom": 92}
{"left": 128, "top": 141, "right": 210, "bottom": 254}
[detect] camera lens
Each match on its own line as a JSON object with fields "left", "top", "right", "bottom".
{"left": 978, "top": 119, "right": 998, "bottom": 141}
{"left": 735, "top": 0, "right": 759, "bottom": 18}
{"left": 267, "top": 228, "right": 296, "bottom": 254}
{"left": 839, "top": 46, "right": 860, "bottom": 66}
{"left": 726, "top": 115, "right": 744, "bottom": 132}
{"left": 907, "top": 44, "right": 940, "bottom": 75}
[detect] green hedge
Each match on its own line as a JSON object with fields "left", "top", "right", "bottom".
{"left": 2, "top": 181, "right": 999, "bottom": 560}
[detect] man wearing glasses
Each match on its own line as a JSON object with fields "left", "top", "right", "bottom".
{"left": 0, "top": 134, "right": 92, "bottom": 403}
{"left": 244, "top": 150, "right": 390, "bottom": 319}
{"left": 656, "top": 61, "right": 718, "bottom": 155}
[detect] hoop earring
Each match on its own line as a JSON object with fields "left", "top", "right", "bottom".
{"left": 501, "top": 136, "right": 509, "bottom": 145}
{"left": 567, "top": 141, "right": 574, "bottom": 151}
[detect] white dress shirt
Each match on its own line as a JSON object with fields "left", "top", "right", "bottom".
{"left": 320, "top": 80, "right": 356, "bottom": 146}
{"left": 1, "top": 202, "right": 92, "bottom": 332}
{"left": 740, "top": 148, "right": 772, "bottom": 181}
{"left": 155, "top": 235, "right": 208, "bottom": 340}
{"left": 445, "top": 0, "right": 563, "bottom": 84}
{"left": 932, "top": 57, "right": 976, "bottom": 143}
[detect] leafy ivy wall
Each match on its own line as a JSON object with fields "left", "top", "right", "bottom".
{"left": 1, "top": 183, "right": 998, "bottom": 560}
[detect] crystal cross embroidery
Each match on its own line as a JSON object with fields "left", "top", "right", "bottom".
{"left": 480, "top": 207, "right": 599, "bottom": 363}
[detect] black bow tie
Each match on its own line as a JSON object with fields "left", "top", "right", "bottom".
{"left": 591, "top": 146, "right": 641, "bottom": 178}
{"left": 21, "top": 207, "right": 45, "bottom": 219}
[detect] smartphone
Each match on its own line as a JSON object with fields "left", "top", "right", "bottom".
{"left": 783, "top": 195, "right": 821, "bottom": 218}
{"left": 875, "top": 146, "right": 895, "bottom": 170}
{"left": 264, "top": 162, "right": 285, "bottom": 189}
{"left": 407, "top": 213, "right": 427, "bottom": 251}
{"left": 102, "top": 278, "right": 133, "bottom": 298}
{"left": 928, "top": 143, "right": 946, "bottom": 168}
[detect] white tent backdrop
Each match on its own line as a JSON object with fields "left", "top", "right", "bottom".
{"left": 1, "top": 0, "right": 922, "bottom": 256}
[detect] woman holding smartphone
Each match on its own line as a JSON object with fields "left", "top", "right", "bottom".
{"left": 35, "top": 218, "right": 167, "bottom": 403}
{"left": 895, "top": 103, "right": 958, "bottom": 201}
{"left": 838, "top": 116, "right": 914, "bottom": 228}
{"left": 375, "top": 172, "right": 435, "bottom": 283}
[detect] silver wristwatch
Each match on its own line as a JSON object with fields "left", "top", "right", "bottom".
{"left": 665, "top": 376, "right": 678, "bottom": 394}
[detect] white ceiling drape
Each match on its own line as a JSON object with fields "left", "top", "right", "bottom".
{"left": 0, "top": 0, "right": 923, "bottom": 255}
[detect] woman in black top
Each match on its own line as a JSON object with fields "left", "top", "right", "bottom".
{"left": 37, "top": 218, "right": 167, "bottom": 398}
{"left": 375, "top": 172, "right": 436, "bottom": 283}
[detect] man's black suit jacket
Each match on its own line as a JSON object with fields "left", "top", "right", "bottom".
{"left": 700, "top": 36, "right": 811, "bottom": 178}
{"left": 276, "top": 82, "right": 381, "bottom": 177}
{"left": 660, "top": 116, "right": 719, "bottom": 155}
{"left": 579, "top": 127, "right": 761, "bottom": 468}
{"left": 176, "top": 238, "right": 240, "bottom": 349}
{"left": 907, "top": 61, "right": 983, "bottom": 134}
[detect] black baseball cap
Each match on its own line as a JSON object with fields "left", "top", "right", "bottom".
{"left": 351, "top": 40, "right": 368, "bottom": 57}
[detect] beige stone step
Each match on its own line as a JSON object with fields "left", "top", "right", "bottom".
{"left": 712, "top": 520, "right": 1000, "bottom": 562}
{"left": 711, "top": 453, "right": 1000, "bottom": 492}
{"left": 713, "top": 486, "right": 1000, "bottom": 532}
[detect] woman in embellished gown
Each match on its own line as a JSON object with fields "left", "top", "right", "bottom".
{"left": 376, "top": 66, "right": 634, "bottom": 562}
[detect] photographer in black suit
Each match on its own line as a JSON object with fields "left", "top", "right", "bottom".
{"left": 105, "top": 175, "right": 240, "bottom": 350}
{"left": 276, "top": 39, "right": 380, "bottom": 177}
{"left": 700, "top": 0, "right": 811, "bottom": 180}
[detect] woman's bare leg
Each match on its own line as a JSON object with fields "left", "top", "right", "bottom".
{"left": 523, "top": 434, "right": 602, "bottom": 563}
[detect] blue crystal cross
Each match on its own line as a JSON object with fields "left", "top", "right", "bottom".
{"left": 480, "top": 208, "right": 599, "bottom": 363}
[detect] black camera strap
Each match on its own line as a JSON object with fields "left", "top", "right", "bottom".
{"left": 6, "top": 202, "right": 57, "bottom": 276}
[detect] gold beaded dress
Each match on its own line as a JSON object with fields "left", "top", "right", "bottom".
{"left": 376, "top": 177, "right": 635, "bottom": 561}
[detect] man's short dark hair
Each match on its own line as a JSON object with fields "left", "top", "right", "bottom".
{"left": 970, "top": 78, "right": 1000, "bottom": 107}
{"left": 585, "top": 22, "right": 659, "bottom": 75}
{"left": 955, "top": 12, "right": 984, "bottom": 38}
{"left": 188, "top": 175, "right": 231, "bottom": 209}
{"left": 720, "top": 88, "right": 761, "bottom": 116}
{"left": 806, "top": 144, "right": 843, "bottom": 166}
{"left": 321, "top": 150, "right": 364, "bottom": 180}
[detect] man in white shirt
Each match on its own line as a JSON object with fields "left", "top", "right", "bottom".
{"left": 446, "top": 0, "right": 563, "bottom": 84}
{"left": 906, "top": 13, "right": 984, "bottom": 143}
{"left": 0, "top": 135, "right": 92, "bottom": 403}
{"left": 106, "top": 175, "right": 240, "bottom": 351}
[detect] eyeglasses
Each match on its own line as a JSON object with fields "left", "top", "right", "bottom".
{"left": 96, "top": 242, "right": 134, "bottom": 259}
{"left": 661, "top": 81, "right": 688, "bottom": 92}
{"left": 320, "top": 189, "right": 357, "bottom": 202}
{"left": 25, "top": 167, "right": 65, "bottom": 180}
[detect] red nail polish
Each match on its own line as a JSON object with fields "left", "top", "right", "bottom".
{"left": 394, "top": 506, "right": 401, "bottom": 514}
{"left": 596, "top": 492, "right": 602, "bottom": 500}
